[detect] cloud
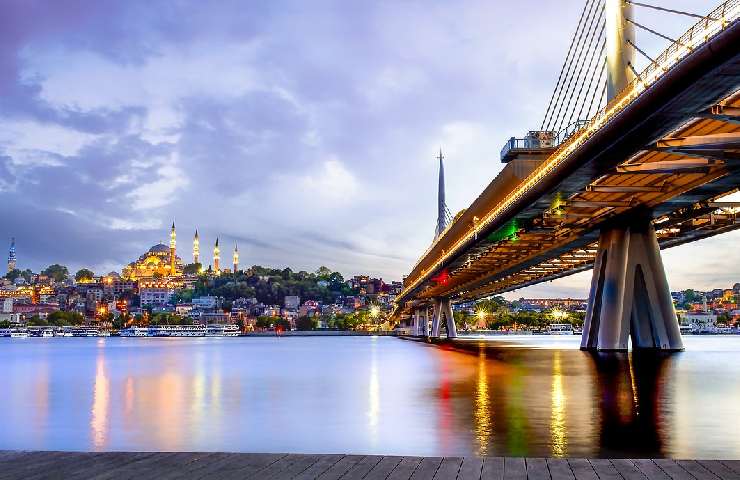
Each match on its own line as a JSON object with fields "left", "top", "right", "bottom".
{"left": 0, "top": 0, "right": 732, "bottom": 297}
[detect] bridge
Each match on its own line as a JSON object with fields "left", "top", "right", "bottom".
{"left": 392, "top": 0, "right": 740, "bottom": 351}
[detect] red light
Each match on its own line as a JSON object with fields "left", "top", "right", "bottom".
{"left": 431, "top": 269, "right": 450, "bottom": 285}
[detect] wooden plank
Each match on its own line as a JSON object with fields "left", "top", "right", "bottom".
{"left": 481, "top": 457, "right": 504, "bottom": 480}
{"left": 676, "top": 460, "right": 720, "bottom": 480}
{"left": 610, "top": 459, "right": 647, "bottom": 480}
{"left": 259, "top": 454, "right": 322, "bottom": 480}
{"left": 653, "top": 459, "right": 694, "bottom": 480}
{"left": 526, "top": 458, "right": 551, "bottom": 480}
{"left": 433, "top": 457, "right": 463, "bottom": 479}
{"left": 410, "top": 457, "right": 443, "bottom": 479}
{"left": 387, "top": 457, "right": 423, "bottom": 480}
{"left": 698, "top": 460, "right": 740, "bottom": 480}
{"left": 291, "top": 454, "right": 344, "bottom": 480}
{"left": 723, "top": 461, "right": 740, "bottom": 475}
{"left": 547, "top": 458, "right": 575, "bottom": 480}
{"left": 503, "top": 457, "right": 526, "bottom": 480}
{"left": 196, "top": 453, "right": 287, "bottom": 480}
{"left": 458, "top": 457, "right": 484, "bottom": 480}
{"left": 365, "top": 456, "right": 403, "bottom": 480}
{"left": 317, "top": 455, "right": 366, "bottom": 480}
{"left": 588, "top": 458, "right": 622, "bottom": 480}
{"left": 632, "top": 459, "right": 670, "bottom": 480}
{"left": 342, "top": 455, "right": 384, "bottom": 479}
{"left": 567, "top": 459, "right": 599, "bottom": 480}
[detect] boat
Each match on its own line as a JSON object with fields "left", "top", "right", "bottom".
{"left": 206, "top": 324, "right": 240, "bottom": 336}
{"left": 547, "top": 323, "right": 574, "bottom": 335}
{"left": 8, "top": 328, "right": 29, "bottom": 338}
{"left": 120, "top": 326, "right": 149, "bottom": 337}
{"left": 40, "top": 329, "right": 54, "bottom": 338}
{"left": 71, "top": 327, "right": 100, "bottom": 337}
{"left": 148, "top": 324, "right": 207, "bottom": 337}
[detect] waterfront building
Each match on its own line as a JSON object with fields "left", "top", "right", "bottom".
{"left": 213, "top": 237, "right": 220, "bottom": 273}
{"left": 122, "top": 225, "right": 184, "bottom": 280}
{"left": 139, "top": 281, "right": 178, "bottom": 307}
{"left": 7, "top": 237, "right": 16, "bottom": 273}
{"left": 284, "top": 295, "right": 300, "bottom": 311}
{"left": 193, "top": 230, "right": 200, "bottom": 264}
{"left": 192, "top": 296, "right": 221, "bottom": 310}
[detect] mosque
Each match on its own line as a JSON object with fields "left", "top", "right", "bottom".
{"left": 121, "top": 223, "right": 239, "bottom": 280}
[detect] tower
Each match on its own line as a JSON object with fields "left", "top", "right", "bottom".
{"left": 169, "top": 222, "right": 176, "bottom": 275}
{"left": 606, "top": 0, "right": 635, "bottom": 100}
{"left": 7, "top": 237, "right": 16, "bottom": 273}
{"left": 233, "top": 243, "right": 239, "bottom": 273}
{"left": 213, "top": 237, "right": 220, "bottom": 273}
{"left": 434, "top": 149, "right": 451, "bottom": 239}
{"left": 193, "top": 230, "right": 200, "bottom": 265}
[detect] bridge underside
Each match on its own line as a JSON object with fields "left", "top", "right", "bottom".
{"left": 395, "top": 14, "right": 740, "bottom": 348}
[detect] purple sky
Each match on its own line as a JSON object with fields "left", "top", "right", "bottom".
{"left": 0, "top": 0, "right": 736, "bottom": 297}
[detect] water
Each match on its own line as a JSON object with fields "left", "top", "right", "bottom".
{"left": 1, "top": 335, "right": 740, "bottom": 458}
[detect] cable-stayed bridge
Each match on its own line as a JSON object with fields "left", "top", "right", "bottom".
{"left": 392, "top": 0, "right": 740, "bottom": 351}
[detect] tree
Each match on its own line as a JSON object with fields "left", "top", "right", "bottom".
{"left": 0, "top": 320, "right": 10, "bottom": 328}
{"left": 75, "top": 268, "right": 95, "bottom": 282}
{"left": 183, "top": 263, "right": 202, "bottom": 275}
{"left": 296, "top": 316, "right": 317, "bottom": 331}
{"left": 315, "top": 266, "right": 332, "bottom": 279}
{"left": 42, "top": 264, "right": 69, "bottom": 282}
{"left": 5, "top": 269, "right": 21, "bottom": 281}
{"left": 47, "top": 311, "right": 84, "bottom": 326}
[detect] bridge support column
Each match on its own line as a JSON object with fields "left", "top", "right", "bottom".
{"left": 430, "top": 299, "right": 457, "bottom": 339}
{"left": 414, "top": 308, "right": 429, "bottom": 337}
{"left": 580, "top": 217, "right": 683, "bottom": 351}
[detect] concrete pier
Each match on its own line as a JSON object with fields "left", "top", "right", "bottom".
{"left": 1, "top": 452, "right": 738, "bottom": 479}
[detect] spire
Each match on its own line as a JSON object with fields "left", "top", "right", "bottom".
{"left": 169, "top": 222, "right": 177, "bottom": 275}
{"left": 435, "top": 148, "right": 451, "bottom": 239}
{"left": 7, "top": 237, "right": 16, "bottom": 273}
{"left": 192, "top": 229, "right": 200, "bottom": 265}
{"left": 233, "top": 242, "right": 239, "bottom": 273}
{"left": 213, "top": 237, "right": 220, "bottom": 273}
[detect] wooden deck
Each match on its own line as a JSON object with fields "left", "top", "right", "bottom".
{"left": 1, "top": 452, "right": 739, "bottom": 479}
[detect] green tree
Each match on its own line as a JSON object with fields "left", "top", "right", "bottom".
{"left": 47, "top": 311, "right": 84, "bottom": 326}
{"left": 183, "top": 263, "right": 202, "bottom": 275}
{"left": 5, "top": 269, "right": 21, "bottom": 282}
{"left": 42, "top": 264, "right": 69, "bottom": 282}
{"left": 296, "top": 316, "right": 317, "bottom": 331}
{"left": 75, "top": 268, "right": 95, "bottom": 282}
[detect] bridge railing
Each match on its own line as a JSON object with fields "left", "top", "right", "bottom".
{"left": 397, "top": 0, "right": 739, "bottom": 304}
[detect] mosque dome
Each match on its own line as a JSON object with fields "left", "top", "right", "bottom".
{"left": 148, "top": 243, "right": 170, "bottom": 254}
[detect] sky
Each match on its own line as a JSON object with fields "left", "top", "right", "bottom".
{"left": 0, "top": 0, "right": 736, "bottom": 298}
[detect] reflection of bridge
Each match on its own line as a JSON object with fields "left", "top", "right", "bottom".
{"left": 393, "top": 0, "right": 740, "bottom": 350}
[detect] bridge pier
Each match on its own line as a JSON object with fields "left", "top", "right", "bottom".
{"left": 413, "top": 307, "right": 430, "bottom": 337}
{"left": 430, "top": 298, "right": 457, "bottom": 339}
{"left": 580, "top": 217, "right": 683, "bottom": 351}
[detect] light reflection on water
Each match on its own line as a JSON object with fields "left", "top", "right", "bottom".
{"left": 1, "top": 335, "right": 740, "bottom": 458}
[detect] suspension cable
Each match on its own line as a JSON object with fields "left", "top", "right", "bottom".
{"left": 563, "top": 32, "right": 606, "bottom": 129}
{"left": 545, "top": 0, "right": 604, "bottom": 131}
{"left": 626, "top": 1, "right": 717, "bottom": 21}
{"left": 543, "top": 0, "right": 602, "bottom": 131}
{"left": 584, "top": 71, "right": 607, "bottom": 120}
{"left": 551, "top": 7, "right": 605, "bottom": 133}
{"left": 540, "top": 0, "right": 595, "bottom": 130}
{"left": 626, "top": 38, "right": 659, "bottom": 68}
{"left": 575, "top": 43, "right": 606, "bottom": 122}
{"left": 627, "top": 18, "right": 692, "bottom": 50}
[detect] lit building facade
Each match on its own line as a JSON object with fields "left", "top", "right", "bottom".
{"left": 193, "top": 230, "right": 200, "bottom": 264}
{"left": 213, "top": 237, "right": 220, "bottom": 273}
{"left": 122, "top": 225, "right": 184, "bottom": 280}
{"left": 233, "top": 243, "right": 239, "bottom": 273}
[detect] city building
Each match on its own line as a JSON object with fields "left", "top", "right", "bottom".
{"left": 139, "top": 281, "right": 178, "bottom": 307}
{"left": 284, "top": 295, "right": 300, "bottom": 311}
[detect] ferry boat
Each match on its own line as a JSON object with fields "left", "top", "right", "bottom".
{"left": 206, "top": 324, "right": 241, "bottom": 336}
{"left": 120, "top": 326, "right": 149, "bottom": 337}
{"left": 0, "top": 328, "right": 30, "bottom": 338}
{"left": 547, "top": 323, "right": 574, "bottom": 335}
{"left": 148, "top": 325, "right": 207, "bottom": 337}
{"left": 71, "top": 327, "right": 100, "bottom": 337}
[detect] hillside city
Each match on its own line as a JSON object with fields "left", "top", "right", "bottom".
{"left": 2, "top": 227, "right": 739, "bottom": 336}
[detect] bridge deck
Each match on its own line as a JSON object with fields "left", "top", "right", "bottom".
{"left": 0, "top": 452, "right": 738, "bottom": 479}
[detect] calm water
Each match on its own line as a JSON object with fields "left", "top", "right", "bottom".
{"left": 2, "top": 335, "right": 740, "bottom": 458}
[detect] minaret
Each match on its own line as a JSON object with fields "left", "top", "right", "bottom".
{"left": 213, "top": 237, "right": 220, "bottom": 273}
{"left": 7, "top": 238, "right": 16, "bottom": 273}
{"left": 233, "top": 243, "right": 239, "bottom": 273}
{"left": 169, "top": 222, "right": 176, "bottom": 275}
{"left": 193, "top": 230, "right": 200, "bottom": 264}
{"left": 435, "top": 149, "right": 450, "bottom": 239}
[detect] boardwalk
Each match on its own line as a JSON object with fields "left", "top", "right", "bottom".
{"left": 1, "top": 452, "right": 739, "bottom": 479}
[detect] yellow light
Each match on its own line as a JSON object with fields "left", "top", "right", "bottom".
{"left": 370, "top": 305, "right": 380, "bottom": 318}
{"left": 550, "top": 309, "right": 568, "bottom": 321}
{"left": 476, "top": 309, "right": 487, "bottom": 321}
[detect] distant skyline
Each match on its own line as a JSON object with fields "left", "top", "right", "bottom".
{"left": 1, "top": 0, "right": 736, "bottom": 297}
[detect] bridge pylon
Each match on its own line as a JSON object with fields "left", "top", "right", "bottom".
{"left": 413, "top": 307, "right": 430, "bottom": 337}
{"left": 430, "top": 298, "right": 457, "bottom": 339}
{"left": 580, "top": 213, "right": 683, "bottom": 351}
